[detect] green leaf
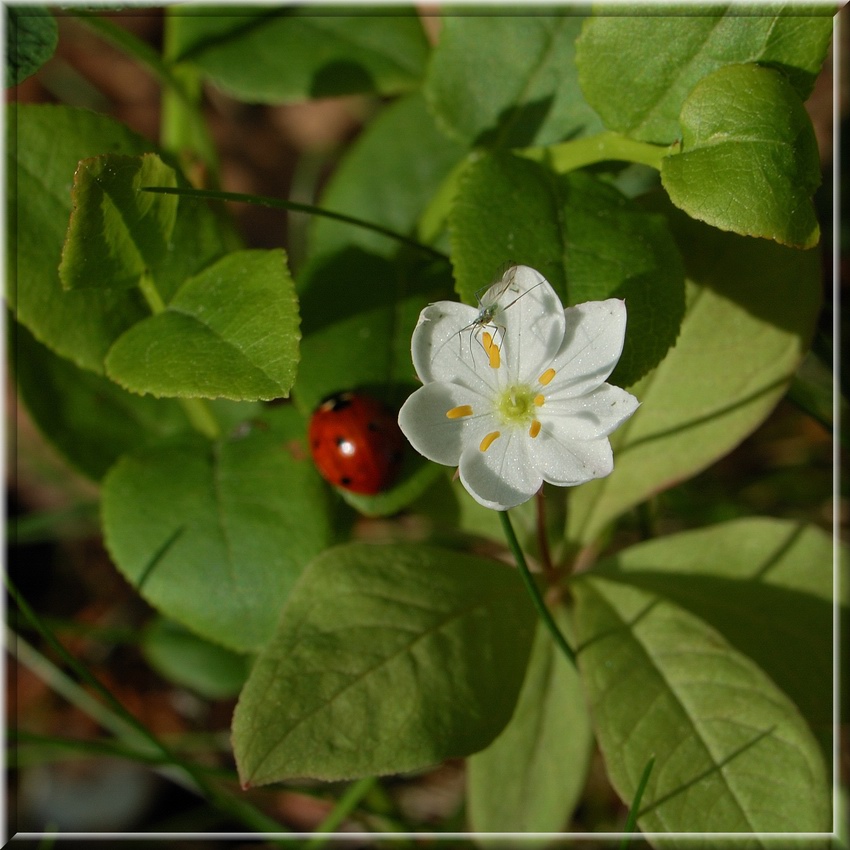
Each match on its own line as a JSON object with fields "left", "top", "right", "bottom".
{"left": 295, "top": 250, "right": 452, "bottom": 415}
{"left": 7, "top": 104, "right": 233, "bottom": 373}
{"left": 141, "top": 617, "right": 249, "bottom": 699}
{"left": 296, "top": 94, "right": 460, "bottom": 413}
{"left": 424, "top": 15, "right": 603, "bottom": 148}
{"left": 6, "top": 6, "right": 58, "bottom": 87}
{"left": 232, "top": 542, "right": 537, "bottom": 785}
{"left": 308, "top": 93, "right": 465, "bottom": 261}
{"left": 11, "top": 318, "right": 190, "bottom": 481}
{"left": 59, "top": 154, "right": 178, "bottom": 291}
{"left": 105, "top": 249, "right": 300, "bottom": 401}
{"left": 8, "top": 104, "right": 151, "bottom": 371}
{"left": 576, "top": 7, "right": 835, "bottom": 144}
{"left": 568, "top": 202, "right": 821, "bottom": 545}
{"left": 467, "top": 611, "right": 594, "bottom": 835}
{"left": 591, "top": 518, "right": 838, "bottom": 762}
{"left": 449, "top": 153, "right": 686, "bottom": 386}
{"left": 101, "top": 406, "right": 333, "bottom": 652}
{"left": 661, "top": 64, "right": 821, "bottom": 249}
{"left": 169, "top": 7, "right": 429, "bottom": 102}
{"left": 572, "top": 526, "right": 831, "bottom": 835}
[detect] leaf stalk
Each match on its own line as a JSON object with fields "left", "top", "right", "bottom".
{"left": 498, "top": 509, "right": 576, "bottom": 668}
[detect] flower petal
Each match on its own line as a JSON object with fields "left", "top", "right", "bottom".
{"left": 458, "top": 428, "right": 543, "bottom": 510}
{"left": 543, "top": 383, "right": 639, "bottom": 440}
{"left": 544, "top": 299, "right": 628, "bottom": 399}
{"left": 411, "top": 301, "right": 498, "bottom": 395}
{"left": 527, "top": 425, "right": 615, "bottom": 486}
{"left": 398, "top": 381, "right": 494, "bottom": 467}
{"left": 495, "top": 266, "right": 566, "bottom": 383}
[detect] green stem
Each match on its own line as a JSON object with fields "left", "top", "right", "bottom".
{"left": 161, "top": 7, "right": 221, "bottom": 181}
{"left": 620, "top": 756, "right": 655, "bottom": 847}
{"left": 143, "top": 186, "right": 450, "bottom": 263}
{"left": 498, "top": 510, "right": 576, "bottom": 667}
{"left": 521, "top": 130, "right": 673, "bottom": 173}
{"left": 138, "top": 272, "right": 167, "bottom": 314}
{"left": 303, "top": 777, "right": 377, "bottom": 849}
{"left": 71, "top": 10, "right": 219, "bottom": 177}
{"left": 179, "top": 398, "right": 222, "bottom": 441}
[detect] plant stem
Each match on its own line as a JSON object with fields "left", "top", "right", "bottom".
{"left": 143, "top": 186, "right": 450, "bottom": 263}
{"left": 302, "top": 777, "right": 377, "bottom": 849}
{"left": 620, "top": 756, "right": 655, "bottom": 847}
{"left": 137, "top": 274, "right": 166, "bottom": 318}
{"left": 534, "top": 489, "right": 556, "bottom": 581}
{"left": 498, "top": 510, "right": 576, "bottom": 668}
{"left": 180, "top": 398, "right": 222, "bottom": 441}
{"left": 521, "top": 130, "right": 672, "bottom": 173}
{"left": 72, "top": 9, "right": 219, "bottom": 176}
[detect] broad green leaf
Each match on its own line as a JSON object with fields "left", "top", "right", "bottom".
{"left": 6, "top": 6, "right": 57, "bottom": 87}
{"left": 576, "top": 7, "right": 835, "bottom": 144}
{"left": 102, "top": 406, "right": 333, "bottom": 652}
{"left": 232, "top": 542, "right": 537, "bottom": 785}
{"left": 105, "top": 249, "right": 300, "bottom": 401}
{"left": 467, "top": 611, "right": 594, "bottom": 835}
{"left": 661, "top": 64, "right": 821, "bottom": 249}
{"left": 169, "top": 7, "right": 429, "bottom": 102}
{"left": 7, "top": 104, "right": 233, "bottom": 373}
{"left": 572, "top": 572, "right": 830, "bottom": 836}
{"left": 424, "top": 15, "right": 603, "bottom": 148}
{"left": 59, "top": 154, "right": 178, "bottom": 291}
{"left": 8, "top": 104, "right": 152, "bottom": 371}
{"left": 296, "top": 94, "right": 460, "bottom": 414}
{"left": 141, "top": 617, "right": 249, "bottom": 699}
{"left": 449, "top": 153, "right": 686, "bottom": 386}
{"left": 11, "top": 319, "right": 190, "bottom": 481}
{"left": 295, "top": 249, "right": 454, "bottom": 415}
{"left": 592, "top": 518, "right": 838, "bottom": 761}
{"left": 308, "top": 93, "right": 465, "bottom": 261}
{"left": 567, "top": 203, "right": 821, "bottom": 545}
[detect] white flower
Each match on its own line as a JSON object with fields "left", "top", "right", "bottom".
{"left": 398, "top": 265, "right": 639, "bottom": 511}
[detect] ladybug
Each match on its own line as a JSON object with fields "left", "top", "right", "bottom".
{"left": 308, "top": 391, "right": 405, "bottom": 495}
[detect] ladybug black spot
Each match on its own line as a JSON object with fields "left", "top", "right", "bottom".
{"left": 334, "top": 435, "right": 347, "bottom": 447}
{"left": 367, "top": 420, "right": 381, "bottom": 432}
{"left": 340, "top": 476, "right": 352, "bottom": 486}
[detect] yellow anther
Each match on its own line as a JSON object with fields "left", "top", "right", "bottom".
{"left": 539, "top": 368, "right": 556, "bottom": 385}
{"left": 529, "top": 420, "right": 541, "bottom": 439}
{"left": 534, "top": 394, "right": 545, "bottom": 407}
{"left": 482, "top": 331, "right": 501, "bottom": 369}
{"left": 479, "top": 431, "right": 501, "bottom": 452}
{"left": 446, "top": 405, "right": 474, "bottom": 419}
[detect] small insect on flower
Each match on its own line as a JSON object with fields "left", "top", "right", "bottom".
{"left": 398, "top": 266, "right": 639, "bottom": 511}
{"left": 435, "top": 265, "right": 549, "bottom": 366}
{"left": 468, "top": 265, "right": 544, "bottom": 343}
{"left": 309, "top": 392, "right": 405, "bottom": 495}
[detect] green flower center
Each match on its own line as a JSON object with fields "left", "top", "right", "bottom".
{"left": 496, "top": 384, "right": 537, "bottom": 426}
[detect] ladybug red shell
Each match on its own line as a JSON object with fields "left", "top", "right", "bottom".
{"left": 308, "top": 392, "right": 405, "bottom": 495}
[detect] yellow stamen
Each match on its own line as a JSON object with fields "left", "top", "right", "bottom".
{"left": 482, "top": 331, "right": 501, "bottom": 369}
{"left": 534, "top": 394, "right": 545, "bottom": 407}
{"left": 479, "top": 431, "right": 501, "bottom": 452}
{"left": 539, "top": 368, "right": 556, "bottom": 386}
{"left": 446, "top": 404, "right": 474, "bottom": 419}
{"left": 529, "top": 420, "right": 541, "bottom": 439}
